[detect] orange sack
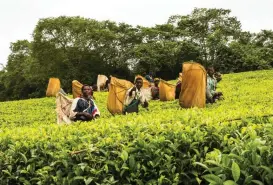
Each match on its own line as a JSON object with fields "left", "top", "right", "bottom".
{"left": 107, "top": 77, "right": 134, "bottom": 115}
{"left": 179, "top": 62, "right": 206, "bottom": 108}
{"left": 46, "top": 78, "right": 61, "bottom": 97}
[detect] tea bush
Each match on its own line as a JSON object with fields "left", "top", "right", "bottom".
{"left": 0, "top": 70, "right": 272, "bottom": 185}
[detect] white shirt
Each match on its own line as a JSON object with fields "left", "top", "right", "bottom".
{"left": 124, "top": 87, "right": 147, "bottom": 106}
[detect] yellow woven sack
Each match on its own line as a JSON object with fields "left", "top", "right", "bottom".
{"left": 179, "top": 62, "right": 206, "bottom": 108}
{"left": 72, "top": 80, "right": 83, "bottom": 99}
{"left": 159, "top": 79, "right": 175, "bottom": 101}
{"left": 178, "top": 73, "right": 183, "bottom": 82}
{"left": 46, "top": 78, "right": 61, "bottom": 97}
{"left": 107, "top": 77, "right": 134, "bottom": 115}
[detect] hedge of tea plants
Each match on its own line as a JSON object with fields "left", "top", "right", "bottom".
{"left": 0, "top": 70, "right": 273, "bottom": 185}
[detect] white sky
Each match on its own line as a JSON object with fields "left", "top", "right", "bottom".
{"left": 0, "top": 0, "right": 272, "bottom": 66}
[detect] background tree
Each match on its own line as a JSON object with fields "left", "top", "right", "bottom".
{"left": 0, "top": 8, "right": 272, "bottom": 101}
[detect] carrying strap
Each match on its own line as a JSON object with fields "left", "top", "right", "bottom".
{"left": 113, "top": 85, "right": 128, "bottom": 106}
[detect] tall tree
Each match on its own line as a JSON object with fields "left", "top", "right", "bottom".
{"left": 0, "top": 9, "right": 272, "bottom": 101}
{"left": 2, "top": 40, "right": 42, "bottom": 100}
{"left": 168, "top": 8, "right": 242, "bottom": 67}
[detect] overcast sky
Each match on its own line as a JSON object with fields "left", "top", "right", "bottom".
{"left": 0, "top": 0, "right": 272, "bottom": 66}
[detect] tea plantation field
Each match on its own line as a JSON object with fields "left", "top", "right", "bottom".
{"left": 0, "top": 70, "right": 273, "bottom": 185}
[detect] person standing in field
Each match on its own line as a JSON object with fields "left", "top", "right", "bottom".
{"left": 70, "top": 85, "right": 100, "bottom": 121}
{"left": 214, "top": 72, "right": 222, "bottom": 82}
{"left": 175, "top": 73, "right": 183, "bottom": 99}
{"left": 151, "top": 78, "right": 160, "bottom": 100}
{"left": 104, "top": 77, "right": 111, "bottom": 92}
{"left": 175, "top": 80, "right": 182, "bottom": 99}
{"left": 123, "top": 77, "right": 149, "bottom": 114}
{"left": 206, "top": 67, "right": 223, "bottom": 103}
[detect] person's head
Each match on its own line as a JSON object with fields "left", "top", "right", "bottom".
{"left": 135, "top": 77, "right": 143, "bottom": 90}
{"left": 154, "top": 78, "right": 160, "bottom": 87}
{"left": 214, "top": 72, "right": 222, "bottom": 82}
{"left": 81, "top": 84, "right": 92, "bottom": 97}
{"left": 207, "top": 66, "right": 215, "bottom": 77}
{"left": 215, "top": 72, "right": 221, "bottom": 77}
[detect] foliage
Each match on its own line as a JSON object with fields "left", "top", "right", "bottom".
{"left": 0, "top": 70, "right": 273, "bottom": 184}
{"left": 0, "top": 8, "right": 273, "bottom": 101}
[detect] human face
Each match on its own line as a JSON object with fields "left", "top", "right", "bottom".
{"left": 207, "top": 68, "right": 215, "bottom": 77}
{"left": 135, "top": 79, "right": 143, "bottom": 90}
{"left": 82, "top": 86, "right": 92, "bottom": 97}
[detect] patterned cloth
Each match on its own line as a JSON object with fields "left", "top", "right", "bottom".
{"left": 151, "top": 86, "right": 159, "bottom": 100}
{"left": 56, "top": 93, "right": 74, "bottom": 124}
{"left": 206, "top": 75, "right": 217, "bottom": 99}
{"left": 70, "top": 97, "right": 100, "bottom": 121}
